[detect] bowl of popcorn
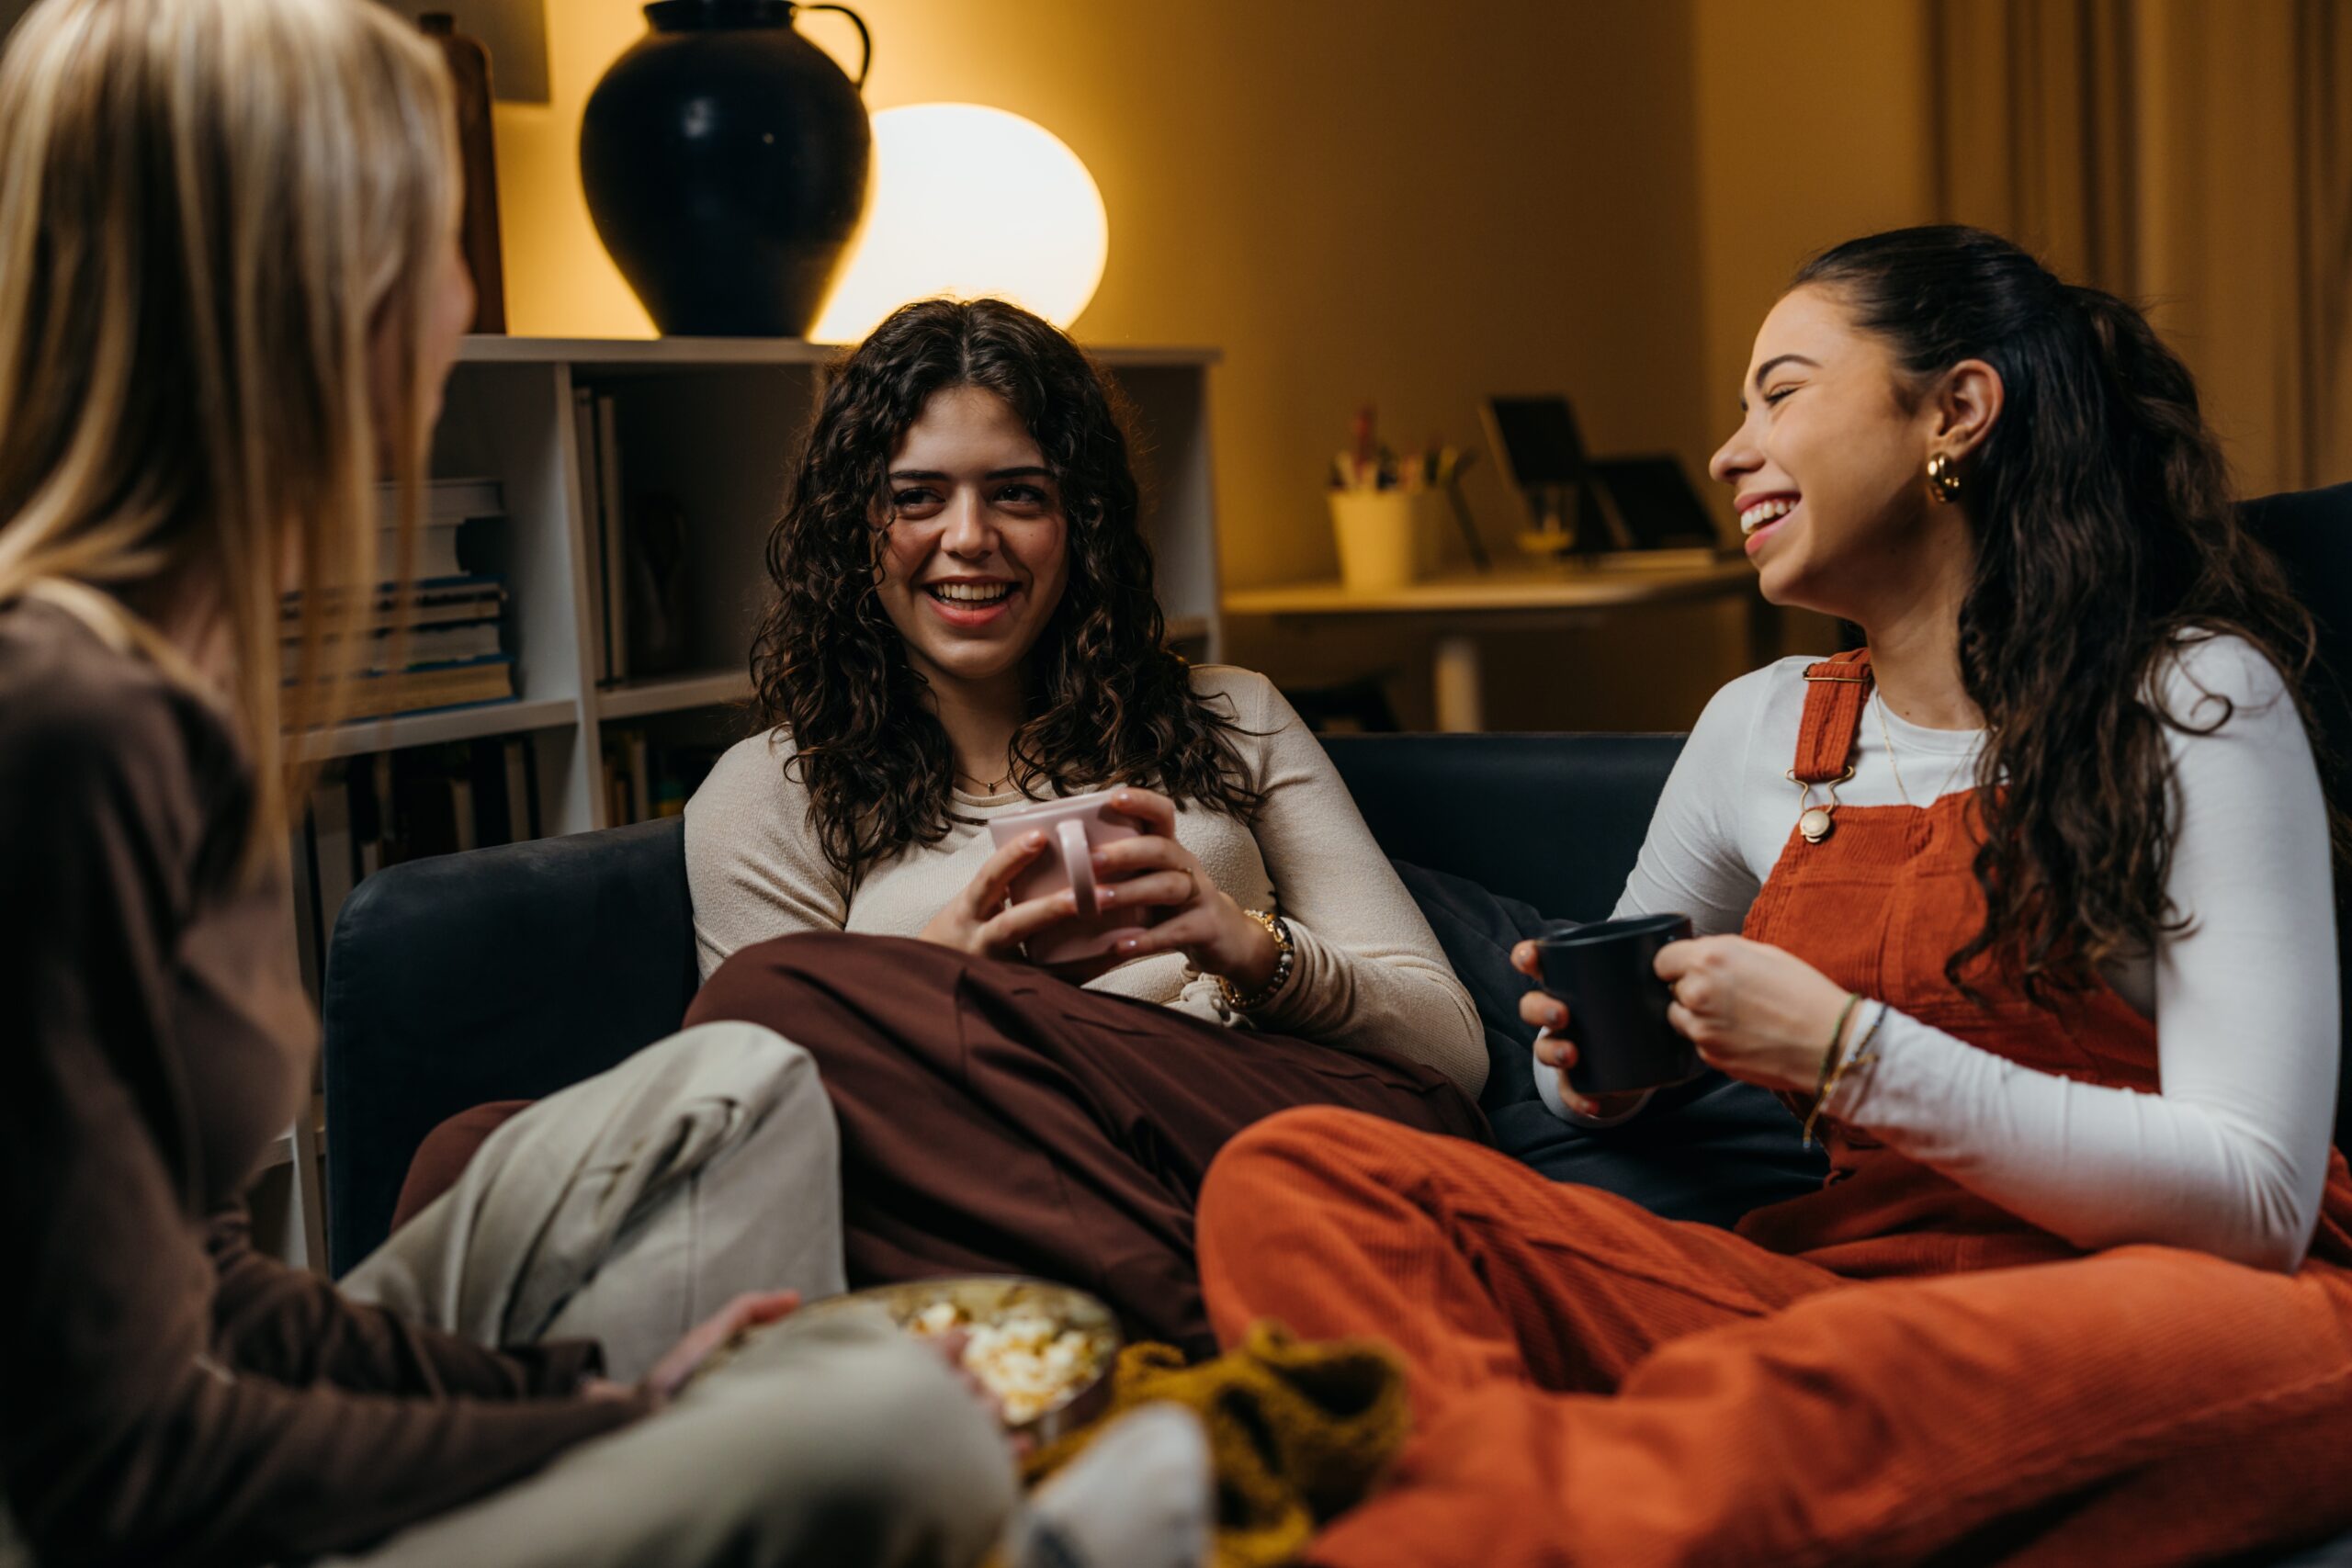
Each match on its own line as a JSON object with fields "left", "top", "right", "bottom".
{"left": 801, "top": 1277, "right": 1121, "bottom": 1440}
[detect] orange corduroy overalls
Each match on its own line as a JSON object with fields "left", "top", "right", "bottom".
{"left": 1198, "top": 649, "right": 2352, "bottom": 1567}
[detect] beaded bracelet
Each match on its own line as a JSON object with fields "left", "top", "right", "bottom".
{"left": 1215, "top": 908, "right": 1295, "bottom": 1014}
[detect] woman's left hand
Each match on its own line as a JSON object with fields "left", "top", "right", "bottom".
{"left": 1654, "top": 935, "right": 1856, "bottom": 1094}
{"left": 1080, "top": 786, "right": 1281, "bottom": 993}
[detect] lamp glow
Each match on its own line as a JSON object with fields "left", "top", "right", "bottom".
{"left": 810, "top": 103, "right": 1109, "bottom": 343}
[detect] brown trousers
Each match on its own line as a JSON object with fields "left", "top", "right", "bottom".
{"left": 684, "top": 931, "right": 1489, "bottom": 1355}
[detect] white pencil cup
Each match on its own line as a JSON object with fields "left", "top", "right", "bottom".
{"left": 1328, "top": 491, "right": 1439, "bottom": 591}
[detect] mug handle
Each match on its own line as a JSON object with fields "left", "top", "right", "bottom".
{"left": 800, "top": 4, "right": 873, "bottom": 89}
{"left": 1059, "top": 819, "right": 1097, "bottom": 918}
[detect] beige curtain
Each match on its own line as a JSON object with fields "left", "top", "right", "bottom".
{"left": 1931, "top": 0, "right": 2352, "bottom": 497}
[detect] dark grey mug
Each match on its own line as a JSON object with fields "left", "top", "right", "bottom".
{"left": 1534, "top": 912, "right": 1701, "bottom": 1096}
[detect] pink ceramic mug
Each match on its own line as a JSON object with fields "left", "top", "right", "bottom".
{"left": 988, "top": 789, "right": 1151, "bottom": 967}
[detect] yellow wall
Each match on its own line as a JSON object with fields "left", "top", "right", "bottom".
{"left": 1689, "top": 0, "right": 1938, "bottom": 665}
{"left": 493, "top": 0, "right": 1713, "bottom": 599}
{"left": 1690, "top": 0, "right": 1935, "bottom": 446}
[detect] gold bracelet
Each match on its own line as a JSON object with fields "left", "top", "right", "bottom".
{"left": 1820, "top": 1002, "right": 1885, "bottom": 1109}
{"left": 1802, "top": 991, "right": 1864, "bottom": 1148}
{"left": 1214, "top": 909, "right": 1295, "bottom": 1013}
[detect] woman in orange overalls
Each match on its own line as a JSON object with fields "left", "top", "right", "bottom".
{"left": 1195, "top": 226, "right": 2352, "bottom": 1566}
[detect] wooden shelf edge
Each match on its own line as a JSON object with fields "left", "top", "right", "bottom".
{"left": 596, "top": 670, "right": 755, "bottom": 721}
{"left": 261, "top": 1097, "right": 327, "bottom": 1170}
{"left": 292, "top": 694, "right": 579, "bottom": 761}
{"left": 1223, "top": 558, "right": 1756, "bottom": 617}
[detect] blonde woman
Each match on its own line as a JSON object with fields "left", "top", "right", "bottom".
{"left": 0, "top": 3, "right": 1203, "bottom": 1565}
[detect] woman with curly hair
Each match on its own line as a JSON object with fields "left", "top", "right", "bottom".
{"left": 683, "top": 298, "right": 1488, "bottom": 1356}
{"left": 1194, "top": 227, "right": 2352, "bottom": 1564}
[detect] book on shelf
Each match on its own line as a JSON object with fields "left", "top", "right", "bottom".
{"left": 290, "top": 737, "right": 541, "bottom": 1000}
{"left": 572, "top": 388, "right": 607, "bottom": 682}
{"left": 284, "top": 619, "right": 503, "bottom": 676}
{"left": 373, "top": 523, "right": 469, "bottom": 583}
{"left": 574, "top": 387, "right": 633, "bottom": 684}
{"left": 600, "top": 724, "right": 726, "bottom": 827}
{"left": 376, "top": 476, "right": 503, "bottom": 523}
{"left": 280, "top": 572, "right": 514, "bottom": 724}
{"left": 594, "top": 392, "right": 629, "bottom": 684}
{"left": 282, "top": 578, "right": 507, "bottom": 635}
{"left": 286, "top": 822, "right": 322, "bottom": 1001}
{"left": 293, "top": 653, "right": 516, "bottom": 722}
{"left": 369, "top": 477, "right": 503, "bottom": 582}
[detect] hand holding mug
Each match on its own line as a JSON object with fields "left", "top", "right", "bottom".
{"left": 919, "top": 828, "right": 1095, "bottom": 963}
{"left": 1510, "top": 913, "right": 1702, "bottom": 1118}
{"left": 1510, "top": 942, "right": 1651, "bottom": 1121}
{"left": 1091, "top": 787, "right": 1281, "bottom": 994}
{"left": 1651, "top": 934, "right": 1856, "bottom": 1094}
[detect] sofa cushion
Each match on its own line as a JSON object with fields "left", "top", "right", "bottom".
{"left": 1388, "top": 859, "right": 1551, "bottom": 1111}
{"left": 1391, "top": 857, "right": 1826, "bottom": 1225}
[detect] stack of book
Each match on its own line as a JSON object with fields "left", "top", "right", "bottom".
{"left": 282, "top": 478, "right": 517, "bottom": 723}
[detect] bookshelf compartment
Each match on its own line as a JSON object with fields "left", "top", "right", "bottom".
{"left": 573, "top": 364, "right": 815, "bottom": 687}
{"left": 430, "top": 363, "right": 592, "bottom": 711}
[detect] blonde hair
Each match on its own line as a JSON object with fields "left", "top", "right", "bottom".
{"left": 0, "top": 0, "right": 459, "bottom": 869}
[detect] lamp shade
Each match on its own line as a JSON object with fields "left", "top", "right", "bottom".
{"left": 810, "top": 103, "right": 1108, "bottom": 343}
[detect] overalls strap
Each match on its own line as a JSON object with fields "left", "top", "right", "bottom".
{"left": 1792, "top": 649, "right": 1873, "bottom": 784}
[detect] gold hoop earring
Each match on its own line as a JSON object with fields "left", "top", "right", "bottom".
{"left": 1926, "top": 452, "right": 1962, "bottom": 504}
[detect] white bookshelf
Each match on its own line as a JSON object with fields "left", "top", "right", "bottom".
{"left": 334, "top": 333, "right": 1227, "bottom": 840}
{"left": 274, "top": 335, "right": 1222, "bottom": 1270}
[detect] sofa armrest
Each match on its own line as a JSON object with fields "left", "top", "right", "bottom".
{"left": 321, "top": 818, "right": 700, "bottom": 1273}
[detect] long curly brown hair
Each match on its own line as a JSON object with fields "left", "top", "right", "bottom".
{"left": 1795, "top": 227, "right": 2340, "bottom": 999}
{"left": 750, "top": 298, "right": 1261, "bottom": 881}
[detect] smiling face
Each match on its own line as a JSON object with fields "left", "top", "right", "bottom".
{"left": 874, "top": 384, "right": 1070, "bottom": 696}
{"left": 1708, "top": 284, "right": 1968, "bottom": 618}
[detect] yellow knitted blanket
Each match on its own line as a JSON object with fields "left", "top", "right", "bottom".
{"left": 1022, "top": 1320, "right": 1411, "bottom": 1568}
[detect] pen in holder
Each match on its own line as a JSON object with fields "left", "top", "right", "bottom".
{"left": 1326, "top": 404, "right": 1478, "bottom": 592}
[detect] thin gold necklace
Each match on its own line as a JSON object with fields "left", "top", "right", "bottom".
{"left": 1873, "top": 693, "right": 1973, "bottom": 806}
{"left": 956, "top": 765, "right": 1014, "bottom": 795}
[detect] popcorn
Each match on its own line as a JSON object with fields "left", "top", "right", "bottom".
{"left": 904, "top": 1300, "right": 1110, "bottom": 1426}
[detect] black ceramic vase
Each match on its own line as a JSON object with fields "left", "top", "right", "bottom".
{"left": 581, "top": 0, "right": 872, "bottom": 337}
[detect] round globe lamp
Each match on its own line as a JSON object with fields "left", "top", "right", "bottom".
{"left": 810, "top": 103, "right": 1108, "bottom": 343}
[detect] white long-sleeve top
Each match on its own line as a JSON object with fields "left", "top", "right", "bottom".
{"left": 1536, "top": 636, "right": 2340, "bottom": 1272}
{"left": 686, "top": 665, "right": 1488, "bottom": 1099}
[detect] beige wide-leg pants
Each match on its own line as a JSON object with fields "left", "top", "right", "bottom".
{"left": 343, "top": 1021, "right": 849, "bottom": 1382}
{"left": 324, "top": 1021, "right": 1018, "bottom": 1568}
{"left": 315, "top": 1308, "right": 1016, "bottom": 1568}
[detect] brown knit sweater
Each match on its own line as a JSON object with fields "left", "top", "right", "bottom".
{"left": 0, "top": 599, "right": 639, "bottom": 1568}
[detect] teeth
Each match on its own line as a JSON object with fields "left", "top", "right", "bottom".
{"left": 931, "top": 581, "right": 1012, "bottom": 604}
{"left": 1739, "top": 498, "right": 1797, "bottom": 535}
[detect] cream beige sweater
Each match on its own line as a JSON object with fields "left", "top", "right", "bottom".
{"left": 684, "top": 665, "right": 1487, "bottom": 1098}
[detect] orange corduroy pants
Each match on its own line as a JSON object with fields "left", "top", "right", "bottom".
{"left": 1198, "top": 1106, "right": 2352, "bottom": 1567}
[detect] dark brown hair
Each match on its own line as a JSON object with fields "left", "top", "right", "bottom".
{"left": 749, "top": 298, "right": 1261, "bottom": 881}
{"left": 1795, "top": 226, "right": 2336, "bottom": 998}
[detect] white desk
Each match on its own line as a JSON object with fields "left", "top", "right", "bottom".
{"left": 1224, "top": 558, "right": 1773, "bottom": 731}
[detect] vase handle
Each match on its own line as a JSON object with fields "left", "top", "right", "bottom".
{"left": 801, "top": 4, "right": 872, "bottom": 90}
